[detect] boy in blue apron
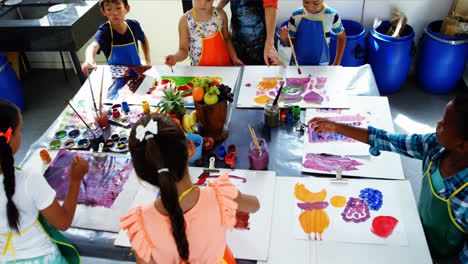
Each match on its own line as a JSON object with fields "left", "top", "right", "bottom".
{"left": 309, "top": 94, "right": 468, "bottom": 264}
{"left": 279, "top": 0, "right": 346, "bottom": 66}
{"left": 81, "top": 0, "right": 151, "bottom": 73}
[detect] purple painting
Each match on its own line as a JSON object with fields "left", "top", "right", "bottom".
{"left": 341, "top": 197, "right": 371, "bottom": 223}
{"left": 302, "top": 153, "right": 363, "bottom": 172}
{"left": 43, "top": 150, "right": 134, "bottom": 208}
{"left": 308, "top": 114, "right": 367, "bottom": 143}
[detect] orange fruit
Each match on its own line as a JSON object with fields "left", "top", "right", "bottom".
{"left": 211, "top": 78, "right": 220, "bottom": 86}
{"left": 193, "top": 87, "right": 205, "bottom": 102}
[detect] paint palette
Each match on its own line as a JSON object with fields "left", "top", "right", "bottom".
{"left": 104, "top": 103, "right": 143, "bottom": 128}
{"left": 50, "top": 128, "right": 90, "bottom": 150}
{"left": 103, "top": 132, "right": 129, "bottom": 153}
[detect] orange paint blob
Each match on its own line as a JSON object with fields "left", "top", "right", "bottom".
{"left": 254, "top": 95, "right": 273, "bottom": 105}
{"left": 330, "top": 195, "right": 347, "bottom": 208}
{"left": 294, "top": 183, "right": 327, "bottom": 203}
{"left": 256, "top": 77, "right": 279, "bottom": 91}
{"left": 299, "top": 210, "right": 330, "bottom": 240}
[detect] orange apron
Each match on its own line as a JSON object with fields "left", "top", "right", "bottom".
{"left": 219, "top": 246, "right": 236, "bottom": 264}
{"left": 193, "top": 8, "right": 232, "bottom": 66}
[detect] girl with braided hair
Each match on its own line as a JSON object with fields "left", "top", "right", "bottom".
{"left": 0, "top": 99, "right": 89, "bottom": 263}
{"left": 121, "top": 113, "right": 259, "bottom": 264}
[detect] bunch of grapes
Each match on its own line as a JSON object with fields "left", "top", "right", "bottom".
{"left": 218, "top": 84, "right": 234, "bottom": 103}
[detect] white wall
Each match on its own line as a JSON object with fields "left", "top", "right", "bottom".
{"left": 24, "top": 0, "right": 451, "bottom": 69}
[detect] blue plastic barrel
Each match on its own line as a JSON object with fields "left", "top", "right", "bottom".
{"left": 329, "top": 20, "right": 366, "bottom": 66}
{"left": 0, "top": 53, "right": 24, "bottom": 111}
{"left": 368, "top": 21, "right": 415, "bottom": 94}
{"left": 417, "top": 21, "right": 468, "bottom": 94}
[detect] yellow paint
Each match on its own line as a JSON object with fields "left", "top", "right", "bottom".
{"left": 299, "top": 210, "right": 329, "bottom": 240}
{"left": 330, "top": 195, "right": 346, "bottom": 208}
{"left": 254, "top": 95, "right": 272, "bottom": 105}
{"left": 256, "top": 77, "right": 279, "bottom": 92}
{"left": 294, "top": 183, "right": 327, "bottom": 203}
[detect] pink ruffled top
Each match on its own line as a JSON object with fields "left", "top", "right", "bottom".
{"left": 120, "top": 173, "right": 239, "bottom": 264}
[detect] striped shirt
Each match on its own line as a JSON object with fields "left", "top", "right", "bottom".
{"left": 287, "top": 4, "right": 344, "bottom": 44}
{"left": 368, "top": 126, "right": 468, "bottom": 263}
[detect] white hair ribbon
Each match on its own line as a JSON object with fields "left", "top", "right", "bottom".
{"left": 135, "top": 119, "right": 158, "bottom": 142}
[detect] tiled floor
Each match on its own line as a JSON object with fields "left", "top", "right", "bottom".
{"left": 14, "top": 68, "right": 463, "bottom": 263}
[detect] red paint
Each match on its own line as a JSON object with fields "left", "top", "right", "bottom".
{"left": 196, "top": 172, "right": 247, "bottom": 185}
{"left": 371, "top": 216, "right": 399, "bottom": 238}
{"left": 235, "top": 210, "right": 250, "bottom": 230}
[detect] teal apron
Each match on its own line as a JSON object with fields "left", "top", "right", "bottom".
{"left": 292, "top": 8, "right": 329, "bottom": 66}
{"left": 107, "top": 21, "right": 141, "bottom": 66}
{"left": 418, "top": 162, "right": 467, "bottom": 264}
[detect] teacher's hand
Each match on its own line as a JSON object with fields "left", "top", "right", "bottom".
{"left": 264, "top": 43, "right": 286, "bottom": 68}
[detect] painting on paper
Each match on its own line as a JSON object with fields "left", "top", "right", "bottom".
{"left": 293, "top": 179, "right": 407, "bottom": 246}
{"left": 43, "top": 150, "right": 134, "bottom": 208}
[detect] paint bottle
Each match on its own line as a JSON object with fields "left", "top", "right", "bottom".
{"left": 280, "top": 108, "right": 287, "bottom": 121}
{"left": 293, "top": 105, "right": 301, "bottom": 120}
{"left": 264, "top": 99, "right": 279, "bottom": 128}
{"left": 142, "top": 101, "right": 150, "bottom": 114}
{"left": 217, "top": 145, "right": 227, "bottom": 160}
{"left": 40, "top": 149, "right": 51, "bottom": 164}
{"left": 122, "top": 101, "right": 130, "bottom": 113}
{"left": 248, "top": 138, "right": 269, "bottom": 170}
{"left": 112, "top": 108, "right": 121, "bottom": 118}
{"left": 228, "top": 144, "right": 237, "bottom": 158}
{"left": 286, "top": 109, "right": 294, "bottom": 125}
{"left": 87, "top": 122, "right": 105, "bottom": 151}
{"left": 225, "top": 153, "right": 234, "bottom": 168}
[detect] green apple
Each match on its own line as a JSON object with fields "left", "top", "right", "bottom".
{"left": 204, "top": 93, "right": 219, "bottom": 105}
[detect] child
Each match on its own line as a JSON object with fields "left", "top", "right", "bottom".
{"left": 309, "top": 94, "right": 468, "bottom": 264}
{"left": 165, "top": 0, "right": 244, "bottom": 67}
{"left": 0, "top": 99, "right": 89, "bottom": 263}
{"left": 81, "top": 0, "right": 151, "bottom": 73}
{"left": 279, "top": 0, "right": 346, "bottom": 66}
{"left": 120, "top": 114, "right": 260, "bottom": 263}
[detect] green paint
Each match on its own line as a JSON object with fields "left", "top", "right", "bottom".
{"left": 283, "top": 85, "right": 304, "bottom": 95}
{"left": 159, "top": 76, "right": 196, "bottom": 86}
{"left": 55, "top": 130, "right": 67, "bottom": 139}
{"left": 50, "top": 140, "right": 61, "bottom": 148}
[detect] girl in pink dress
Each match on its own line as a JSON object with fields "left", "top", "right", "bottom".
{"left": 120, "top": 113, "right": 260, "bottom": 264}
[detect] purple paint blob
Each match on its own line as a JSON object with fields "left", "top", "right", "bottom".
{"left": 302, "top": 153, "right": 363, "bottom": 172}
{"left": 341, "top": 197, "right": 371, "bottom": 223}
{"left": 43, "top": 150, "right": 134, "bottom": 208}
{"left": 297, "top": 201, "right": 329, "bottom": 210}
{"left": 246, "top": 83, "right": 252, "bottom": 87}
{"left": 303, "top": 91, "right": 324, "bottom": 104}
{"left": 316, "top": 108, "right": 342, "bottom": 114}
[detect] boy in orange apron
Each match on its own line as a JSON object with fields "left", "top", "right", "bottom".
{"left": 165, "top": 0, "right": 244, "bottom": 67}
{"left": 81, "top": 0, "right": 151, "bottom": 74}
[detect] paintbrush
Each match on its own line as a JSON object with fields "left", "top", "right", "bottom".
{"left": 170, "top": 65, "right": 174, "bottom": 73}
{"left": 99, "top": 68, "right": 104, "bottom": 113}
{"left": 86, "top": 68, "right": 99, "bottom": 116}
{"left": 248, "top": 124, "right": 261, "bottom": 155}
{"left": 65, "top": 100, "right": 94, "bottom": 139}
{"left": 288, "top": 34, "right": 302, "bottom": 74}
{"left": 272, "top": 81, "right": 284, "bottom": 106}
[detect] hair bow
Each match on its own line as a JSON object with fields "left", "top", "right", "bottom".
{"left": 136, "top": 119, "right": 158, "bottom": 142}
{"left": 0, "top": 127, "right": 12, "bottom": 144}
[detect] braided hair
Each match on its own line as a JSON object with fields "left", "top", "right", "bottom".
{"left": 129, "top": 114, "right": 190, "bottom": 262}
{"left": 0, "top": 100, "right": 21, "bottom": 232}
{"left": 453, "top": 93, "right": 468, "bottom": 140}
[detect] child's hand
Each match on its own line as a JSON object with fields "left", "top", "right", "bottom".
{"left": 165, "top": 55, "right": 177, "bottom": 66}
{"left": 280, "top": 26, "right": 290, "bottom": 42}
{"left": 70, "top": 155, "right": 89, "bottom": 183}
{"left": 308, "top": 118, "right": 339, "bottom": 134}
{"left": 81, "top": 60, "right": 97, "bottom": 75}
{"left": 232, "top": 56, "right": 245, "bottom": 66}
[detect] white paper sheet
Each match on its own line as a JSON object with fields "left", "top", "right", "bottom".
{"left": 102, "top": 66, "right": 241, "bottom": 106}
{"left": 21, "top": 149, "right": 139, "bottom": 232}
{"left": 236, "top": 66, "right": 352, "bottom": 109}
{"left": 302, "top": 96, "right": 405, "bottom": 180}
{"left": 114, "top": 167, "right": 276, "bottom": 261}
{"left": 258, "top": 177, "right": 432, "bottom": 264}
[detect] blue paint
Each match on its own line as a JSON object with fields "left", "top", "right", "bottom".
{"left": 218, "top": 145, "right": 227, "bottom": 160}
{"left": 122, "top": 101, "right": 130, "bottom": 112}
{"left": 359, "top": 188, "right": 383, "bottom": 211}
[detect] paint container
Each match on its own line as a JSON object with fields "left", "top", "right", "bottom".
{"left": 77, "top": 138, "right": 90, "bottom": 148}
{"left": 87, "top": 122, "right": 105, "bottom": 151}
{"left": 40, "top": 149, "right": 51, "bottom": 164}
{"left": 293, "top": 105, "right": 301, "bottom": 120}
{"left": 225, "top": 153, "right": 235, "bottom": 168}
{"left": 286, "top": 109, "right": 294, "bottom": 125}
{"left": 217, "top": 145, "right": 227, "bottom": 160}
{"left": 264, "top": 99, "right": 279, "bottom": 128}
{"left": 142, "top": 101, "right": 150, "bottom": 114}
{"left": 49, "top": 139, "right": 61, "bottom": 149}
{"left": 280, "top": 108, "right": 287, "bottom": 121}
{"left": 55, "top": 130, "right": 66, "bottom": 139}
{"left": 68, "top": 129, "right": 80, "bottom": 138}
{"left": 63, "top": 139, "right": 76, "bottom": 148}
{"left": 105, "top": 139, "right": 114, "bottom": 148}
{"left": 119, "top": 137, "right": 128, "bottom": 143}
{"left": 94, "top": 111, "right": 109, "bottom": 128}
{"left": 122, "top": 101, "right": 130, "bottom": 113}
{"left": 248, "top": 138, "right": 269, "bottom": 170}
{"left": 112, "top": 104, "right": 121, "bottom": 109}
{"left": 228, "top": 144, "right": 237, "bottom": 158}
{"left": 112, "top": 108, "right": 121, "bottom": 118}
{"left": 117, "top": 142, "right": 126, "bottom": 150}
{"left": 111, "top": 134, "right": 120, "bottom": 142}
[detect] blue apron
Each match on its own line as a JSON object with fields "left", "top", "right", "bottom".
{"left": 107, "top": 21, "right": 141, "bottom": 66}
{"left": 292, "top": 8, "right": 329, "bottom": 66}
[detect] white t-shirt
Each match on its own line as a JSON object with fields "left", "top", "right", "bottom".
{"left": 0, "top": 169, "right": 57, "bottom": 261}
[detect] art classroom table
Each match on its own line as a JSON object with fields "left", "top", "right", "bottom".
{"left": 17, "top": 65, "right": 428, "bottom": 263}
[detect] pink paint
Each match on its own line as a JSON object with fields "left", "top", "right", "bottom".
{"left": 196, "top": 172, "right": 247, "bottom": 185}
{"left": 302, "top": 153, "right": 363, "bottom": 172}
{"left": 246, "top": 83, "right": 252, "bottom": 87}
{"left": 371, "top": 216, "right": 399, "bottom": 238}
{"left": 297, "top": 201, "right": 329, "bottom": 210}
{"left": 235, "top": 210, "right": 250, "bottom": 230}
{"left": 303, "top": 91, "right": 324, "bottom": 104}
{"left": 327, "top": 114, "right": 366, "bottom": 122}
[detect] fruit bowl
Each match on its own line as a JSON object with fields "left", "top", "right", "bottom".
{"left": 194, "top": 99, "right": 228, "bottom": 142}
